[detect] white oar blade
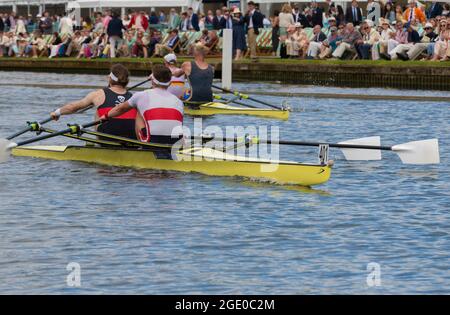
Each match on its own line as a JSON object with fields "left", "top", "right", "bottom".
{"left": 392, "top": 139, "right": 440, "bottom": 164}
{"left": 338, "top": 136, "right": 382, "bottom": 161}
{"left": 0, "top": 139, "right": 15, "bottom": 163}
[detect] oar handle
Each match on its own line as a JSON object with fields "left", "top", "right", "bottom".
{"left": 6, "top": 117, "right": 53, "bottom": 140}
{"left": 15, "top": 120, "right": 103, "bottom": 147}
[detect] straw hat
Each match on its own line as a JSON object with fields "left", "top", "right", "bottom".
{"left": 232, "top": 8, "right": 241, "bottom": 14}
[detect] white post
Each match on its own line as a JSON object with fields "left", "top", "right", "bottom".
{"left": 121, "top": 7, "right": 125, "bottom": 17}
{"left": 12, "top": 4, "right": 17, "bottom": 12}
{"left": 222, "top": 28, "right": 233, "bottom": 90}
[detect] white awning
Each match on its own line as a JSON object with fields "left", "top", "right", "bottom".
{"left": 67, "top": 0, "right": 190, "bottom": 9}
{"left": 255, "top": 0, "right": 367, "bottom": 2}
{"left": 0, "top": 0, "right": 69, "bottom": 4}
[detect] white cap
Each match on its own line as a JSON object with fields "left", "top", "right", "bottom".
{"left": 163, "top": 53, "right": 177, "bottom": 64}
{"left": 424, "top": 23, "right": 433, "bottom": 28}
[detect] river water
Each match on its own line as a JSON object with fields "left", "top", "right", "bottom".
{"left": 0, "top": 71, "right": 448, "bottom": 294}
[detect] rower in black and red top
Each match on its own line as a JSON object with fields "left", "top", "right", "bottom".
{"left": 50, "top": 64, "right": 136, "bottom": 139}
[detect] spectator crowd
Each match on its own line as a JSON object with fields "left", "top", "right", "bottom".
{"left": 0, "top": 0, "right": 449, "bottom": 62}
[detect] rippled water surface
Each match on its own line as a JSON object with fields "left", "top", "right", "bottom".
{"left": 0, "top": 71, "right": 449, "bottom": 294}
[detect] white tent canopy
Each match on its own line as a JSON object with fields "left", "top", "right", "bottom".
{"left": 256, "top": 0, "right": 367, "bottom": 2}
{"left": 0, "top": 0, "right": 68, "bottom": 4}
{"left": 67, "top": 0, "right": 190, "bottom": 9}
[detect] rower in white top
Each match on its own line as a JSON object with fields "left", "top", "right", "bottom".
{"left": 163, "top": 53, "right": 186, "bottom": 100}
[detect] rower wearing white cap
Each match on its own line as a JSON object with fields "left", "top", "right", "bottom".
{"left": 163, "top": 53, "right": 186, "bottom": 100}
{"left": 50, "top": 64, "right": 136, "bottom": 139}
{"left": 103, "top": 65, "right": 184, "bottom": 145}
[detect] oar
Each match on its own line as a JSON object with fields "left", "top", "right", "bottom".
{"left": 212, "top": 94, "right": 258, "bottom": 108}
{"left": 212, "top": 84, "right": 284, "bottom": 110}
{"left": 5, "top": 78, "right": 151, "bottom": 141}
{"left": 193, "top": 135, "right": 440, "bottom": 164}
{"left": 0, "top": 120, "right": 102, "bottom": 162}
{"left": 128, "top": 78, "right": 151, "bottom": 91}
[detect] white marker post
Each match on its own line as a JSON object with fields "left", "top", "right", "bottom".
{"left": 222, "top": 29, "right": 233, "bottom": 90}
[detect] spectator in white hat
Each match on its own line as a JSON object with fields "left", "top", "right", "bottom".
{"left": 398, "top": 22, "right": 438, "bottom": 61}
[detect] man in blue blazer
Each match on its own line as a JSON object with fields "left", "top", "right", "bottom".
{"left": 244, "top": 1, "right": 264, "bottom": 59}
{"left": 188, "top": 7, "right": 200, "bottom": 31}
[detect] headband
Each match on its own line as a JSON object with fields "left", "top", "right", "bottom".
{"left": 150, "top": 74, "right": 171, "bottom": 87}
{"left": 110, "top": 72, "right": 119, "bottom": 82}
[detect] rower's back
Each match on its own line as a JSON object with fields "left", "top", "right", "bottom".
{"left": 188, "top": 61, "right": 214, "bottom": 104}
{"left": 97, "top": 88, "right": 136, "bottom": 139}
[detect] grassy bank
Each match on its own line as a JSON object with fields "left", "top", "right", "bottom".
{"left": 2, "top": 56, "right": 450, "bottom": 67}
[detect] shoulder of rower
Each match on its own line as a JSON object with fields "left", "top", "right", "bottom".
{"left": 181, "top": 61, "right": 192, "bottom": 74}
{"left": 90, "top": 89, "right": 106, "bottom": 106}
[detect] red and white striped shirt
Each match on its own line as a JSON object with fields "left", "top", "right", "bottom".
{"left": 128, "top": 88, "right": 184, "bottom": 142}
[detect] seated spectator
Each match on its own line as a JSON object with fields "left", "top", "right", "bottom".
{"left": 325, "top": 16, "right": 338, "bottom": 35}
{"left": 17, "top": 32, "right": 30, "bottom": 57}
{"left": 118, "top": 31, "right": 135, "bottom": 57}
{"left": 30, "top": 31, "right": 46, "bottom": 58}
{"left": 65, "top": 30, "right": 85, "bottom": 57}
{"left": 154, "top": 29, "right": 180, "bottom": 57}
{"left": 380, "top": 21, "right": 407, "bottom": 59}
{"left": 3, "top": 32, "right": 17, "bottom": 56}
{"left": 307, "top": 24, "right": 327, "bottom": 59}
{"left": 201, "top": 29, "right": 218, "bottom": 50}
{"left": 398, "top": 22, "right": 438, "bottom": 61}
{"left": 132, "top": 31, "right": 149, "bottom": 58}
{"left": 285, "top": 23, "right": 309, "bottom": 58}
{"left": 431, "top": 19, "right": 450, "bottom": 61}
{"left": 92, "top": 33, "right": 109, "bottom": 58}
{"left": 148, "top": 29, "right": 162, "bottom": 56}
{"left": 373, "top": 18, "right": 394, "bottom": 60}
{"left": 388, "top": 21, "right": 420, "bottom": 60}
{"left": 356, "top": 20, "right": 381, "bottom": 60}
{"left": 331, "top": 22, "right": 362, "bottom": 59}
{"left": 82, "top": 17, "right": 93, "bottom": 31}
{"left": 48, "top": 31, "right": 63, "bottom": 58}
{"left": 0, "top": 31, "right": 8, "bottom": 56}
{"left": 319, "top": 26, "right": 342, "bottom": 59}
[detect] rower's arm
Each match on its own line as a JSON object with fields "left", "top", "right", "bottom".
{"left": 51, "top": 90, "right": 99, "bottom": 120}
{"left": 180, "top": 61, "right": 191, "bottom": 76}
{"left": 104, "top": 101, "right": 133, "bottom": 119}
{"left": 172, "top": 68, "right": 185, "bottom": 77}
